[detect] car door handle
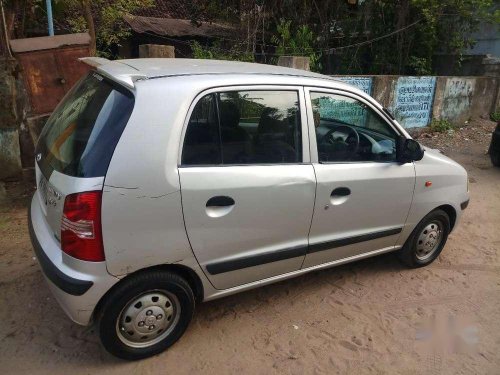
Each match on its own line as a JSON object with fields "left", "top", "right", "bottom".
{"left": 330, "top": 187, "right": 351, "bottom": 206}
{"left": 206, "top": 196, "right": 235, "bottom": 207}
{"left": 206, "top": 196, "right": 235, "bottom": 218}
{"left": 331, "top": 187, "right": 351, "bottom": 197}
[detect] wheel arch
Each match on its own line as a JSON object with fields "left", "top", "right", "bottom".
{"left": 92, "top": 263, "right": 204, "bottom": 324}
{"left": 435, "top": 204, "right": 457, "bottom": 231}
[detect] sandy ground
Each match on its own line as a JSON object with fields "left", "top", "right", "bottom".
{"left": 0, "top": 119, "right": 499, "bottom": 374}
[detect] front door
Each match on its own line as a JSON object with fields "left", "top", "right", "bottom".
{"left": 179, "top": 87, "right": 316, "bottom": 289}
{"left": 303, "top": 89, "right": 415, "bottom": 268}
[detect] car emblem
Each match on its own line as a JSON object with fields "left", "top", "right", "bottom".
{"left": 36, "top": 153, "right": 42, "bottom": 162}
{"left": 38, "top": 177, "right": 61, "bottom": 207}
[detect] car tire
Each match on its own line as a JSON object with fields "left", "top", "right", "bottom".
{"left": 97, "top": 270, "right": 195, "bottom": 360}
{"left": 398, "top": 209, "right": 450, "bottom": 268}
{"left": 490, "top": 150, "right": 500, "bottom": 167}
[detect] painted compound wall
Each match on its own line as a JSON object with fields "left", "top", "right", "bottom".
{"left": 1, "top": 67, "right": 499, "bottom": 181}
{"left": 333, "top": 75, "right": 499, "bottom": 129}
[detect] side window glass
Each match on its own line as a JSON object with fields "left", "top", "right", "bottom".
{"left": 218, "top": 91, "right": 301, "bottom": 164}
{"left": 310, "top": 92, "right": 397, "bottom": 163}
{"left": 182, "top": 94, "right": 222, "bottom": 165}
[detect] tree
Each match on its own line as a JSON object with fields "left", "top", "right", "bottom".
{"left": 271, "top": 19, "right": 322, "bottom": 72}
{"left": 63, "top": 0, "right": 154, "bottom": 57}
{"left": 0, "top": 0, "right": 26, "bottom": 57}
{"left": 408, "top": 0, "right": 499, "bottom": 73}
{"left": 262, "top": 0, "right": 498, "bottom": 75}
{"left": 80, "top": 0, "right": 96, "bottom": 56}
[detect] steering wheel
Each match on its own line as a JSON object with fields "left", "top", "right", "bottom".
{"left": 322, "top": 124, "right": 360, "bottom": 156}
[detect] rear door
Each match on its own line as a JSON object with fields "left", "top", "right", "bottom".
{"left": 178, "top": 86, "right": 316, "bottom": 290}
{"left": 303, "top": 88, "right": 415, "bottom": 268}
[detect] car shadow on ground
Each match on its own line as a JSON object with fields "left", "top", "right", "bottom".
{"left": 198, "top": 252, "right": 403, "bottom": 319}
{"left": 1, "top": 251, "right": 405, "bottom": 366}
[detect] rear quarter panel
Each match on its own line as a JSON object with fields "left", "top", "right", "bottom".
{"left": 101, "top": 79, "right": 198, "bottom": 277}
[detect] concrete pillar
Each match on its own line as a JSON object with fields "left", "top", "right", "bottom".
{"left": 371, "top": 75, "right": 397, "bottom": 108}
{"left": 277, "top": 56, "right": 310, "bottom": 71}
{"left": 139, "top": 44, "right": 175, "bottom": 58}
{"left": 0, "top": 128, "right": 22, "bottom": 180}
{"left": 0, "top": 59, "right": 23, "bottom": 180}
{"left": 431, "top": 77, "right": 447, "bottom": 120}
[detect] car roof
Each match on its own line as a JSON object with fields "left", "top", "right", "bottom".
{"left": 93, "top": 58, "right": 340, "bottom": 88}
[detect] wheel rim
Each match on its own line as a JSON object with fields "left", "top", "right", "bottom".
{"left": 116, "top": 290, "right": 181, "bottom": 348}
{"left": 415, "top": 220, "right": 443, "bottom": 261}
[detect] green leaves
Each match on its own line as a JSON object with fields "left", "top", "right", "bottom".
{"left": 65, "top": 0, "right": 154, "bottom": 57}
{"left": 409, "top": 0, "right": 496, "bottom": 73}
{"left": 271, "top": 19, "right": 322, "bottom": 72}
{"left": 56, "top": 0, "right": 496, "bottom": 73}
{"left": 190, "top": 41, "right": 254, "bottom": 62}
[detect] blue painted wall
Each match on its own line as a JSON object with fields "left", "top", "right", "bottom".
{"left": 337, "top": 77, "right": 373, "bottom": 95}
{"left": 390, "top": 76, "right": 436, "bottom": 128}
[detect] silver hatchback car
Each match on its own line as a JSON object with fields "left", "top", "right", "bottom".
{"left": 29, "top": 58, "right": 469, "bottom": 360}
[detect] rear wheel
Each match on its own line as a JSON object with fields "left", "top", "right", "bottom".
{"left": 98, "top": 271, "right": 195, "bottom": 360}
{"left": 398, "top": 209, "right": 450, "bottom": 268}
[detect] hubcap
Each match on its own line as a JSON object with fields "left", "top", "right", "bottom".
{"left": 116, "top": 290, "right": 180, "bottom": 348}
{"left": 415, "top": 220, "right": 443, "bottom": 261}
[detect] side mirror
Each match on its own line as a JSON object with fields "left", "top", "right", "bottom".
{"left": 397, "top": 137, "right": 424, "bottom": 163}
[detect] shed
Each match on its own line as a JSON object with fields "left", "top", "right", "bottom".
{"left": 10, "top": 33, "right": 92, "bottom": 115}
{"left": 123, "top": 15, "right": 234, "bottom": 38}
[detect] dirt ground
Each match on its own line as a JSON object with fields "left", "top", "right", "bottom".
{"left": 0, "top": 119, "right": 499, "bottom": 374}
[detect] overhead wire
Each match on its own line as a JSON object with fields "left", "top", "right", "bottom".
{"left": 140, "top": 17, "right": 426, "bottom": 56}
{"left": 34, "top": 7, "right": 460, "bottom": 58}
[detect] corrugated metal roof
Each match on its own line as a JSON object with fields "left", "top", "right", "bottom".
{"left": 123, "top": 14, "right": 233, "bottom": 38}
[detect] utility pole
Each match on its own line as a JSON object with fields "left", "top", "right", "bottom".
{"left": 46, "top": 0, "right": 54, "bottom": 36}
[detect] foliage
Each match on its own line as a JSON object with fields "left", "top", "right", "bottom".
{"left": 266, "top": 0, "right": 496, "bottom": 74}
{"left": 190, "top": 41, "right": 254, "bottom": 62}
{"left": 490, "top": 110, "right": 500, "bottom": 122}
{"left": 407, "top": 56, "right": 432, "bottom": 75}
{"left": 194, "top": 0, "right": 496, "bottom": 75}
{"left": 270, "top": 19, "right": 321, "bottom": 72}
{"left": 408, "top": 0, "right": 498, "bottom": 73}
{"left": 61, "top": 0, "right": 154, "bottom": 57}
{"left": 13, "top": 0, "right": 497, "bottom": 74}
{"left": 430, "top": 118, "right": 454, "bottom": 133}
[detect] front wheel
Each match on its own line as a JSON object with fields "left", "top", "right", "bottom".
{"left": 98, "top": 271, "right": 195, "bottom": 360}
{"left": 398, "top": 209, "right": 450, "bottom": 268}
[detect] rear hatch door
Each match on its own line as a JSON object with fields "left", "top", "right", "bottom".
{"left": 35, "top": 71, "right": 135, "bottom": 240}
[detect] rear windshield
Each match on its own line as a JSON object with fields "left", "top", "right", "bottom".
{"left": 36, "top": 72, "right": 134, "bottom": 178}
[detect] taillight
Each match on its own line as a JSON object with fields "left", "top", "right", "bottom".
{"left": 61, "top": 191, "right": 105, "bottom": 262}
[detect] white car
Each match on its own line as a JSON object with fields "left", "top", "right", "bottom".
{"left": 28, "top": 58, "right": 469, "bottom": 360}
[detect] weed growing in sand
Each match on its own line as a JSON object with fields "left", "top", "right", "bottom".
{"left": 430, "top": 119, "right": 454, "bottom": 133}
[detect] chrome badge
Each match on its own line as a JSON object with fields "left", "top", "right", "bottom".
{"left": 38, "top": 177, "right": 61, "bottom": 207}
{"left": 36, "top": 153, "right": 42, "bottom": 162}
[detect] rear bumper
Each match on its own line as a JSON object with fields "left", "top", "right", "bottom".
{"left": 28, "top": 195, "right": 120, "bottom": 325}
{"left": 28, "top": 211, "right": 93, "bottom": 296}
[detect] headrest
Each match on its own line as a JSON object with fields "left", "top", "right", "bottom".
{"left": 219, "top": 101, "right": 241, "bottom": 128}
